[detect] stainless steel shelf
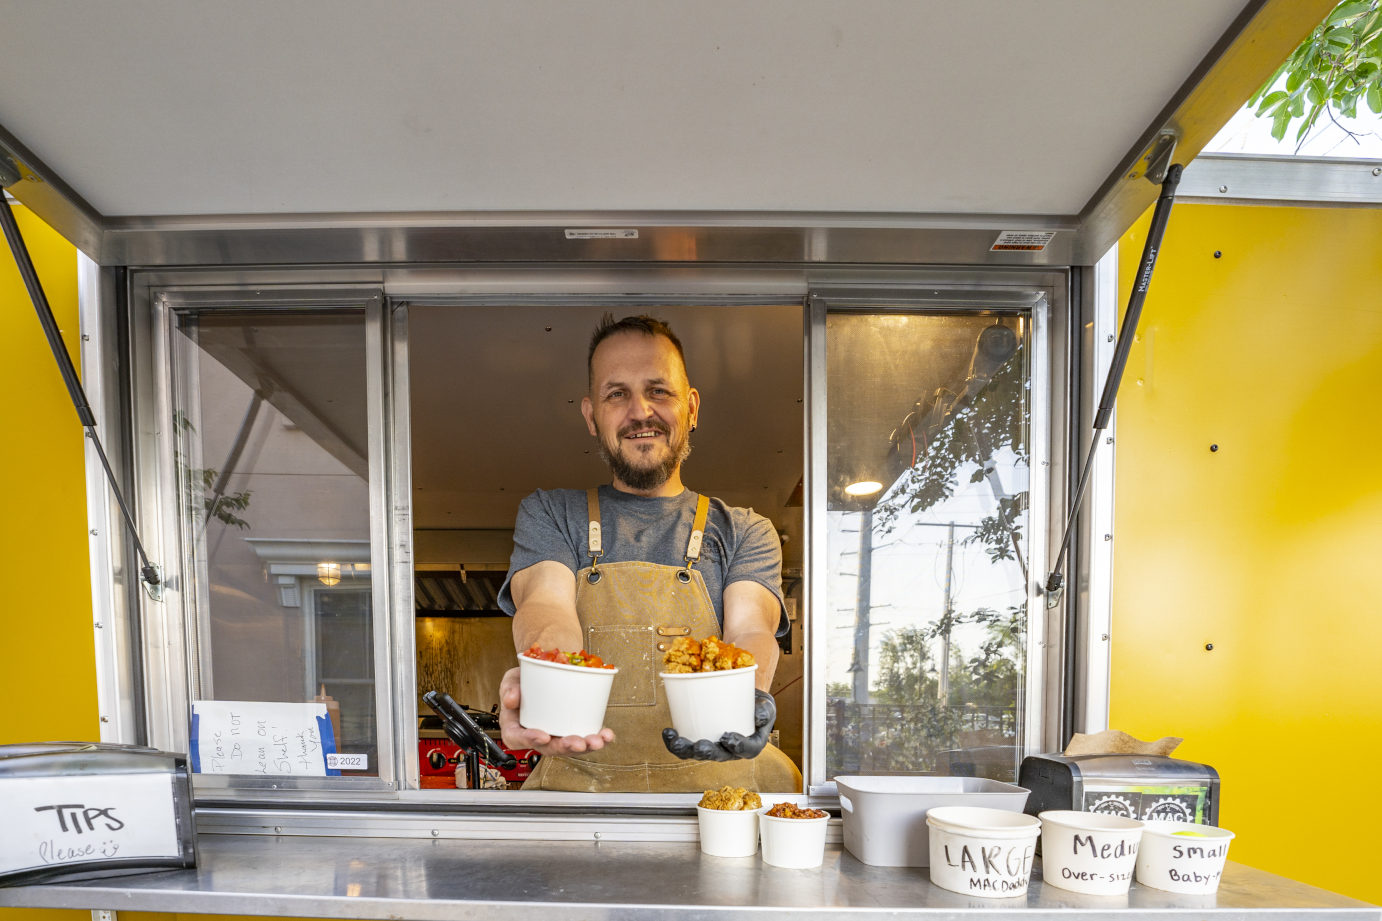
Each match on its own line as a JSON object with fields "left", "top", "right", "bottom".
{"left": 2, "top": 834, "right": 1377, "bottom": 920}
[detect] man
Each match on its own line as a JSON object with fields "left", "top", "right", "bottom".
{"left": 495, "top": 314, "right": 801, "bottom": 792}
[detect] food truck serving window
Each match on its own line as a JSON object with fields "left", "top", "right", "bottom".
{"left": 127, "top": 270, "right": 1061, "bottom": 813}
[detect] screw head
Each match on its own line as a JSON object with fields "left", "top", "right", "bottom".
{"left": 1210, "top": 444, "right": 1219, "bottom": 452}
{"left": 1218, "top": 185, "right": 1229, "bottom": 194}
{"left": 1204, "top": 643, "right": 1215, "bottom": 651}
{"left": 1213, "top": 251, "right": 1222, "bottom": 259}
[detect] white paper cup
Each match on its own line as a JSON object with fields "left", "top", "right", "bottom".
{"left": 926, "top": 806, "right": 1041, "bottom": 898}
{"left": 697, "top": 805, "right": 765, "bottom": 858}
{"left": 759, "top": 809, "right": 829, "bottom": 869}
{"left": 517, "top": 654, "right": 618, "bottom": 737}
{"left": 1038, "top": 810, "right": 1144, "bottom": 896}
{"left": 1135, "top": 822, "right": 1234, "bottom": 893}
{"left": 660, "top": 665, "right": 757, "bottom": 741}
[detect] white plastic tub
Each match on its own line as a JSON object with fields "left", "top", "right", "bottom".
{"left": 835, "top": 775, "right": 1030, "bottom": 867}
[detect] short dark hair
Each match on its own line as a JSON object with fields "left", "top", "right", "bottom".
{"left": 587, "top": 313, "right": 687, "bottom": 386}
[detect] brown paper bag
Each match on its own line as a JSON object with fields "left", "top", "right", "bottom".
{"left": 1063, "top": 729, "right": 1181, "bottom": 757}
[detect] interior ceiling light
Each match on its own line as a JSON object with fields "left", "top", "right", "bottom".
{"left": 317, "top": 561, "right": 341, "bottom": 586}
{"left": 844, "top": 480, "right": 883, "bottom": 497}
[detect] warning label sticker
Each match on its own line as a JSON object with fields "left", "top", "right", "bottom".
{"left": 565, "top": 229, "right": 639, "bottom": 240}
{"left": 991, "top": 230, "right": 1057, "bottom": 252}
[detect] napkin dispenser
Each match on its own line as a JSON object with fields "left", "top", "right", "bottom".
{"left": 0, "top": 741, "right": 197, "bottom": 885}
{"left": 1018, "top": 752, "right": 1220, "bottom": 826}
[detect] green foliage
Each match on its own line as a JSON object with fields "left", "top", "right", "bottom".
{"left": 1249, "top": 0, "right": 1382, "bottom": 145}
{"left": 874, "top": 342, "right": 1029, "bottom": 568}
{"left": 872, "top": 626, "right": 939, "bottom": 703}
{"left": 173, "top": 410, "right": 253, "bottom": 531}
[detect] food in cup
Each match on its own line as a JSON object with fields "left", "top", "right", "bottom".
{"left": 760, "top": 802, "right": 830, "bottom": 868}
{"left": 662, "top": 636, "right": 754, "bottom": 672}
{"left": 699, "top": 786, "right": 762, "bottom": 810}
{"left": 766, "top": 802, "right": 828, "bottom": 819}
{"left": 522, "top": 644, "right": 615, "bottom": 669}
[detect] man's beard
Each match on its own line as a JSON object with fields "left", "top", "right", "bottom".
{"left": 597, "top": 420, "right": 693, "bottom": 491}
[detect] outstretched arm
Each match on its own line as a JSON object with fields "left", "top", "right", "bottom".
{"left": 498, "top": 560, "right": 615, "bottom": 756}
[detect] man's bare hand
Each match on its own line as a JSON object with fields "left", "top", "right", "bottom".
{"left": 498, "top": 666, "right": 615, "bottom": 756}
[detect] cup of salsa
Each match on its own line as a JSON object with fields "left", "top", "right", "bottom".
{"left": 518, "top": 645, "right": 618, "bottom": 738}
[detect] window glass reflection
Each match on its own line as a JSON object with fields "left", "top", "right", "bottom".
{"left": 825, "top": 311, "right": 1029, "bottom": 781}
{"left": 172, "top": 310, "right": 377, "bottom": 774}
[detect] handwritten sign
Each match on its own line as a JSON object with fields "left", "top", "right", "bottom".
{"left": 1, "top": 773, "right": 182, "bottom": 877}
{"left": 191, "top": 701, "right": 338, "bottom": 776}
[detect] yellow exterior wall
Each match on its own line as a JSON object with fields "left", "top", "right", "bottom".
{"left": 0, "top": 205, "right": 95, "bottom": 921}
{"left": 1112, "top": 202, "right": 1382, "bottom": 904}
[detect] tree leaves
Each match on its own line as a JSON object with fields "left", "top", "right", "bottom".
{"left": 1249, "top": 0, "right": 1382, "bottom": 147}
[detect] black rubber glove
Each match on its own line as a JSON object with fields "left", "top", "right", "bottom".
{"left": 662, "top": 689, "right": 776, "bottom": 762}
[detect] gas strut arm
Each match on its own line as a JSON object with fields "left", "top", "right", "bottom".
{"left": 1, "top": 170, "right": 163, "bottom": 595}
{"left": 1045, "top": 162, "right": 1184, "bottom": 604}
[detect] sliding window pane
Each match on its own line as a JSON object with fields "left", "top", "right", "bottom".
{"left": 172, "top": 310, "right": 377, "bottom": 775}
{"left": 825, "top": 311, "right": 1030, "bottom": 781}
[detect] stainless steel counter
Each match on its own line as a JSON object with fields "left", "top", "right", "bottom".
{"left": 1, "top": 834, "right": 1377, "bottom": 920}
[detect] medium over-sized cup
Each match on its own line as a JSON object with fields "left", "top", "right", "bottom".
{"left": 697, "top": 805, "right": 765, "bottom": 858}
{"left": 517, "top": 654, "right": 618, "bottom": 737}
{"left": 759, "top": 807, "right": 829, "bottom": 868}
{"left": 1135, "top": 822, "right": 1235, "bottom": 894}
{"left": 660, "top": 664, "right": 756, "bottom": 741}
{"left": 925, "top": 806, "right": 1041, "bottom": 898}
{"left": 1038, "top": 810, "right": 1144, "bottom": 896}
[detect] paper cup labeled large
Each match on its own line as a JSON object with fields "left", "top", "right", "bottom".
{"left": 518, "top": 654, "right": 618, "bottom": 738}
{"left": 1038, "top": 810, "right": 1144, "bottom": 896}
{"left": 660, "top": 664, "right": 757, "bottom": 741}
{"left": 926, "top": 806, "right": 1041, "bottom": 898}
{"left": 1135, "top": 822, "right": 1235, "bottom": 894}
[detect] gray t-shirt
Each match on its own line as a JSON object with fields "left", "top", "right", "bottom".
{"left": 498, "top": 485, "right": 787, "bottom": 636}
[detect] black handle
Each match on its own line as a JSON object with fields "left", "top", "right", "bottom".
{"left": 422, "top": 690, "right": 517, "bottom": 771}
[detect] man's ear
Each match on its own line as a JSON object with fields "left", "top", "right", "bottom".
{"left": 688, "top": 387, "right": 700, "bottom": 430}
{"left": 580, "top": 396, "right": 598, "bottom": 436}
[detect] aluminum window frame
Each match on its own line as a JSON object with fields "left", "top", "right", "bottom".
{"left": 804, "top": 275, "right": 1065, "bottom": 793}
{"left": 113, "top": 262, "right": 1073, "bottom": 826}
{"left": 132, "top": 279, "right": 395, "bottom": 798}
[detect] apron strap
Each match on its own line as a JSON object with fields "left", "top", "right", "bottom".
{"left": 587, "top": 488, "right": 708, "bottom": 580}
{"left": 684, "top": 494, "right": 710, "bottom": 567}
{"left": 586, "top": 488, "right": 604, "bottom": 572}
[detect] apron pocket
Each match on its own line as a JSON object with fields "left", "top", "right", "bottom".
{"left": 587, "top": 624, "right": 657, "bottom": 706}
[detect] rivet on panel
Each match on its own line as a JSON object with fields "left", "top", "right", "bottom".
{"left": 1213, "top": 251, "right": 1222, "bottom": 259}
{"left": 1210, "top": 444, "right": 1219, "bottom": 452}
{"left": 1204, "top": 643, "right": 1215, "bottom": 651}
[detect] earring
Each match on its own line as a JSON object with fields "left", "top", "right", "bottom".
{"left": 690, "top": 424, "right": 697, "bottom": 432}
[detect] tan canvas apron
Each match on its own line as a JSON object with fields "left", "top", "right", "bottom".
{"left": 522, "top": 489, "right": 801, "bottom": 793}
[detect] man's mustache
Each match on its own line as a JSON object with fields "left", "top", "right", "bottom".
{"left": 618, "top": 422, "right": 671, "bottom": 439}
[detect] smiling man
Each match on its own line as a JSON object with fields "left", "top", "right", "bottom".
{"left": 495, "top": 314, "right": 801, "bottom": 792}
